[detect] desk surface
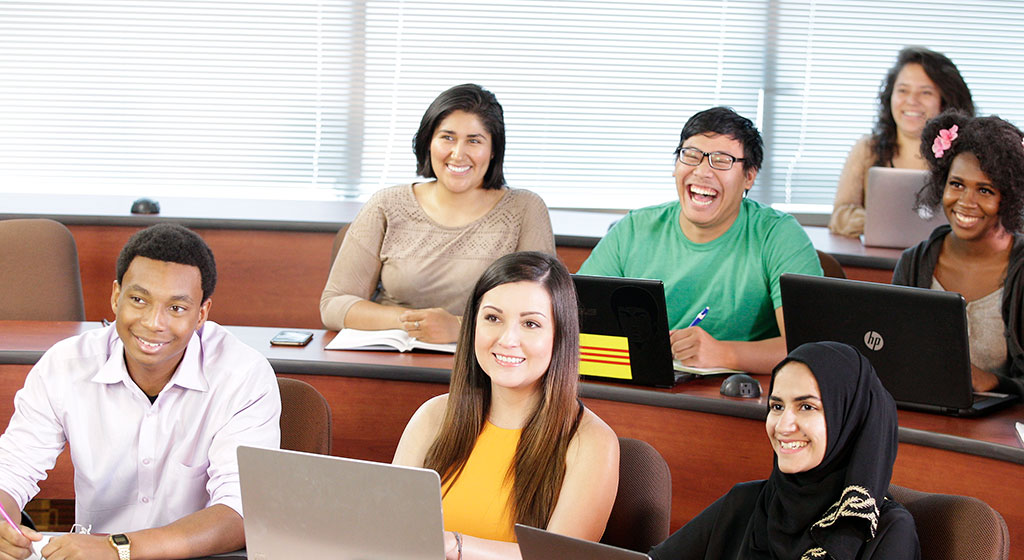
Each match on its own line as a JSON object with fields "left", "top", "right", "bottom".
{"left": 802, "top": 225, "right": 904, "bottom": 270}
{"left": 3, "top": 321, "right": 1018, "bottom": 458}
{"left": 2, "top": 321, "right": 1022, "bottom": 557}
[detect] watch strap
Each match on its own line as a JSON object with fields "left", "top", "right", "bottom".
{"left": 108, "top": 533, "right": 131, "bottom": 560}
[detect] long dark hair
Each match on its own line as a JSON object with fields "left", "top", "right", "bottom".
{"left": 423, "top": 251, "right": 581, "bottom": 528}
{"left": 916, "top": 110, "right": 1024, "bottom": 233}
{"left": 871, "top": 46, "right": 974, "bottom": 166}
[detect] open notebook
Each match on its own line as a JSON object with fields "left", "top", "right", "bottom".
{"left": 325, "top": 328, "right": 456, "bottom": 353}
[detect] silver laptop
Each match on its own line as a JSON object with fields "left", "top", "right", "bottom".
{"left": 238, "top": 446, "right": 445, "bottom": 559}
{"left": 781, "top": 273, "right": 1017, "bottom": 417}
{"left": 515, "top": 524, "right": 650, "bottom": 560}
{"left": 863, "top": 167, "right": 947, "bottom": 248}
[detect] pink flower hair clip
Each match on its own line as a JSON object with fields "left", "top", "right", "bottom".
{"left": 932, "top": 125, "right": 958, "bottom": 158}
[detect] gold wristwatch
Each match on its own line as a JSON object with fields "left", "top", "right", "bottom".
{"left": 108, "top": 533, "right": 131, "bottom": 560}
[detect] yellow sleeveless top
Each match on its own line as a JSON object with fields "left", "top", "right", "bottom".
{"left": 441, "top": 421, "right": 521, "bottom": 542}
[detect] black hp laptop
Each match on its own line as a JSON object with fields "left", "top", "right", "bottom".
{"left": 572, "top": 274, "right": 678, "bottom": 388}
{"left": 781, "top": 273, "right": 1017, "bottom": 416}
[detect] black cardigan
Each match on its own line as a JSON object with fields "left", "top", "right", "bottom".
{"left": 892, "top": 225, "right": 1024, "bottom": 396}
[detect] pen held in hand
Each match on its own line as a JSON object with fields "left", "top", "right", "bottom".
{"left": 0, "top": 505, "right": 23, "bottom": 536}
{"left": 688, "top": 306, "right": 710, "bottom": 328}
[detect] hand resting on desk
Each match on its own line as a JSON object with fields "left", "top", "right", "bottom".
{"left": 399, "top": 307, "right": 461, "bottom": 344}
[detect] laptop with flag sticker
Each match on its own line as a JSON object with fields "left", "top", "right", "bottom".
{"left": 572, "top": 274, "right": 677, "bottom": 387}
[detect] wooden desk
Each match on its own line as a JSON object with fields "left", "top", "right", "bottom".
{"left": 2, "top": 321, "right": 1022, "bottom": 557}
{"left": 802, "top": 226, "right": 903, "bottom": 283}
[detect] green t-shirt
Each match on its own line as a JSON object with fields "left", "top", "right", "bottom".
{"left": 578, "top": 198, "right": 822, "bottom": 342}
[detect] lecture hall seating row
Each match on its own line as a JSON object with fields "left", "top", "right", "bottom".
{"left": 1, "top": 322, "right": 1021, "bottom": 558}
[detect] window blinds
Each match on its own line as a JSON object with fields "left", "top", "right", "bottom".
{"left": 2, "top": 0, "right": 1022, "bottom": 211}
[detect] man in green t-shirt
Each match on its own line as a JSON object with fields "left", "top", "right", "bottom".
{"left": 579, "top": 107, "right": 822, "bottom": 374}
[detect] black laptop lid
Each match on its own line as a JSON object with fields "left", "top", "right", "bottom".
{"left": 780, "top": 273, "right": 974, "bottom": 409}
{"left": 572, "top": 274, "right": 675, "bottom": 388}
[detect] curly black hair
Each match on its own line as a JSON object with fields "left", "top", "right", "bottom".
{"left": 871, "top": 46, "right": 974, "bottom": 167}
{"left": 116, "top": 223, "right": 217, "bottom": 301}
{"left": 916, "top": 110, "right": 1024, "bottom": 233}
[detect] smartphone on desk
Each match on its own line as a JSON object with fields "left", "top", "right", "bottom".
{"left": 270, "top": 330, "right": 314, "bottom": 347}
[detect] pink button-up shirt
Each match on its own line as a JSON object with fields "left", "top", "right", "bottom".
{"left": 0, "top": 322, "right": 281, "bottom": 533}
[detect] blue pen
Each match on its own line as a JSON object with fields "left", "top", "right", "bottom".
{"left": 688, "top": 306, "right": 710, "bottom": 328}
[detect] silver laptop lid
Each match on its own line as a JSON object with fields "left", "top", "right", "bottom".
{"left": 863, "top": 167, "right": 947, "bottom": 248}
{"left": 515, "top": 524, "right": 650, "bottom": 560}
{"left": 239, "top": 446, "right": 445, "bottom": 560}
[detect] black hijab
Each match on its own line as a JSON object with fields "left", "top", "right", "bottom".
{"left": 745, "top": 341, "right": 899, "bottom": 560}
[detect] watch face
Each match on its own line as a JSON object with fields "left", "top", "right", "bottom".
{"left": 111, "top": 534, "right": 130, "bottom": 546}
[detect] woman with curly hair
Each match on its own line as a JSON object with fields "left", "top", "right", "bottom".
{"left": 830, "top": 46, "right": 974, "bottom": 237}
{"left": 893, "top": 111, "right": 1024, "bottom": 395}
{"left": 393, "top": 251, "right": 619, "bottom": 559}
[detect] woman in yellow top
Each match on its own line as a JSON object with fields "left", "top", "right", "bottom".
{"left": 393, "top": 251, "right": 620, "bottom": 559}
{"left": 829, "top": 46, "right": 974, "bottom": 237}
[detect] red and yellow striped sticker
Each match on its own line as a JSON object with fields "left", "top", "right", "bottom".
{"left": 579, "top": 333, "right": 632, "bottom": 380}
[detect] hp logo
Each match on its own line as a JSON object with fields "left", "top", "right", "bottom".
{"left": 863, "top": 331, "right": 884, "bottom": 351}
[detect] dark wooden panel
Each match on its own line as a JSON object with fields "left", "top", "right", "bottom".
{"left": 69, "top": 225, "right": 335, "bottom": 328}
{"left": 844, "top": 266, "right": 895, "bottom": 283}
{"left": 555, "top": 246, "right": 592, "bottom": 273}
{"left": 583, "top": 397, "right": 775, "bottom": 528}
{"left": 0, "top": 364, "right": 75, "bottom": 500}
{"left": 277, "top": 373, "right": 446, "bottom": 463}
{"left": 67, "top": 225, "right": 593, "bottom": 328}
{"left": 892, "top": 443, "right": 1024, "bottom": 555}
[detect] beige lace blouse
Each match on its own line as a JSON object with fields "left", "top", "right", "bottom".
{"left": 829, "top": 136, "right": 874, "bottom": 238}
{"left": 932, "top": 277, "right": 1008, "bottom": 375}
{"left": 320, "top": 184, "right": 556, "bottom": 330}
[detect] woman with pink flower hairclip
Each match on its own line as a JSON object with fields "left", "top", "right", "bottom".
{"left": 893, "top": 110, "right": 1024, "bottom": 396}
{"left": 829, "top": 47, "right": 974, "bottom": 237}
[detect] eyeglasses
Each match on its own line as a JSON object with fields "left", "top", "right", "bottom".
{"left": 677, "top": 147, "right": 746, "bottom": 171}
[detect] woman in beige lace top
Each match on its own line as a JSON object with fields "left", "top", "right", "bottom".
{"left": 320, "top": 84, "right": 555, "bottom": 343}
{"left": 829, "top": 47, "right": 973, "bottom": 237}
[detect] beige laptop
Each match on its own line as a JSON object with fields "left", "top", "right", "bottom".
{"left": 515, "top": 524, "right": 651, "bottom": 560}
{"left": 238, "top": 446, "right": 445, "bottom": 560}
{"left": 862, "top": 167, "right": 947, "bottom": 248}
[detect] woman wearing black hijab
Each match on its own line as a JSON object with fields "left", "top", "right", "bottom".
{"left": 650, "top": 341, "right": 920, "bottom": 560}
